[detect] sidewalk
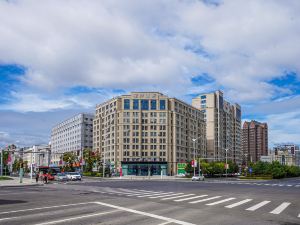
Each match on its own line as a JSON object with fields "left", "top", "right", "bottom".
{"left": 84, "top": 175, "right": 188, "bottom": 181}
{"left": 0, "top": 176, "right": 41, "bottom": 187}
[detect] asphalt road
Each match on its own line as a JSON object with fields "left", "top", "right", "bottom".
{"left": 0, "top": 177, "right": 299, "bottom": 225}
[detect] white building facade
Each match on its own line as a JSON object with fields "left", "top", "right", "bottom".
{"left": 23, "top": 145, "right": 51, "bottom": 168}
{"left": 50, "top": 113, "right": 94, "bottom": 165}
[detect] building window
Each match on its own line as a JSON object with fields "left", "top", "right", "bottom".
{"left": 201, "top": 100, "right": 206, "bottom": 104}
{"left": 151, "top": 100, "right": 157, "bottom": 110}
{"left": 160, "top": 100, "right": 166, "bottom": 110}
{"left": 201, "top": 95, "right": 206, "bottom": 99}
{"left": 124, "top": 99, "right": 130, "bottom": 110}
{"left": 133, "top": 99, "right": 139, "bottom": 110}
{"left": 141, "top": 100, "right": 149, "bottom": 110}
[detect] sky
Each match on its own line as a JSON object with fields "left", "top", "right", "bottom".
{"left": 0, "top": 0, "right": 300, "bottom": 148}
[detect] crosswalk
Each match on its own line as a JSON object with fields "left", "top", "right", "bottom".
{"left": 88, "top": 187, "right": 299, "bottom": 219}
{"left": 204, "top": 180, "right": 300, "bottom": 188}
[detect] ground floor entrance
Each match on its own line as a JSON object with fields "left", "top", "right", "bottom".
{"left": 121, "top": 161, "right": 167, "bottom": 176}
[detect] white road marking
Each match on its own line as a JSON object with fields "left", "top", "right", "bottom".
{"left": 137, "top": 192, "right": 173, "bottom": 197}
{"left": 206, "top": 198, "right": 236, "bottom": 206}
{"left": 34, "top": 210, "right": 119, "bottom": 225}
{"left": 174, "top": 195, "right": 208, "bottom": 202}
{"left": 0, "top": 202, "right": 94, "bottom": 215}
{"left": 189, "top": 196, "right": 222, "bottom": 204}
{"left": 94, "top": 201, "right": 196, "bottom": 225}
{"left": 269, "top": 202, "right": 291, "bottom": 214}
{"left": 161, "top": 194, "right": 195, "bottom": 200}
{"left": 126, "top": 189, "right": 160, "bottom": 194}
{"left": 119, "top": 188, "right": 157, "bottom": 194}
{"left": 149, "top": 193, "right": 184, "bottom": 199}
{"left": 225, "top": 199, "right": 253, "bottom": 208}
{"left": 127, "top": 191, "right": 163, "bottom": 196}
{"left": 133, "top": 189, "right": 163, "bottom": 193}
{"left": 287, "top": 185, "right": 292, "bottom": 187}
{"left": 246, "top": 201, "right": 271, "bottom": 211}
{"left": 158, "top": 222, "right": 172, "bottom": 225}
{"left": 298, "top": 213, "right": 300, "bottom": 218}
{"left": 0, "top": 216, "right": 20, "bottom": 221}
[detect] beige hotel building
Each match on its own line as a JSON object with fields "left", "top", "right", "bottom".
{"left": 93, "top": 92, "right": 206, "bottom": 176}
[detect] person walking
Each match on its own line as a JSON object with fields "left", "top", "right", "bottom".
{"left": 44, "top": 174, "right": 48, "bottom": 184}
{"left": 35, "top": 172, "right": 39, "bottom": 183}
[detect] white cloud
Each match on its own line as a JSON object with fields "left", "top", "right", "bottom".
{"left": 0, "top": 0, "right": 300, "bottom": 146}
{"left": 265, "top": 111, "right": 300, "bottom": 146}
{"left": 0, "top": 0, "right": 299, "bottom": 104}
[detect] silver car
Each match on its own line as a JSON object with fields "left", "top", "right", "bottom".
{"left": 191, "top": 175, "right": 205, "bottom": 181}
{"left": 54, "top": 173, "right": 68, "bottom": 182}
{"left": 66, "top": 172, "right": 82, "bottom": 181}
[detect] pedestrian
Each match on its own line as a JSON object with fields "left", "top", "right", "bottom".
{"left": 35, "top": 172, "right": 39, "bottom": 183}
{"left": 44, "top": 174, "right": 48, "bottom": 184}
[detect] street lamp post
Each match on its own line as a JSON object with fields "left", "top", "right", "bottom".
{"left": 225, "top": 148, "right": 228, "bottom": 178}
{"left": 30, "top": 150, "right": 33, "bottom": 182}
{"left": 192, "top": 138, "right": 197, "bottom": 177}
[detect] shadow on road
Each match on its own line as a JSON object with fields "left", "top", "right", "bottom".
{"left": 0, "top": 199, "right": 27, "bottom": 205}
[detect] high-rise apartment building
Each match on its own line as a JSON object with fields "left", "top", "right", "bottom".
{"left": 242, "top": 120, "right": 268, "bottom": 163}
{"left": 192, "top": 90, "right": 242, "bottom": 164}
{"left": 93, "top": 92, "right": 206, "bottom": 175}
{"left": 51, "top": 113, "right": 94, "bottom": 165}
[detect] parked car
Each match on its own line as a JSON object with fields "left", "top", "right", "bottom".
{"left": 191, "top": 175, "right": 205, "bottom": 181}
{"left": 54, "top": 173, "right": 68, "bottom": 182}
{"left": 66, "top": 172, "right": 82, "bottom": 181}
{"left": 176, "top": 174, "right": 186, "bottom": 177}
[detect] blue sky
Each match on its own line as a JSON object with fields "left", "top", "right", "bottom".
{"left": 0, "top": 0, "right": 300, "bottom": 148}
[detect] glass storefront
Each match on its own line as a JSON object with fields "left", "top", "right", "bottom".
{"left": 121, "top": 162, "right": 167, "bottom": 176}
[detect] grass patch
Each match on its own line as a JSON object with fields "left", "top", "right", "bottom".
{"left": 0, "top": 176, "right": 13, "bottom": 181}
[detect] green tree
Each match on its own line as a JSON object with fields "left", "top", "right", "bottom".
{"left": 12, "top": 159, "right": 20, "bottom": 172}
{"left": 185, "top": 160, "right": 193, "bottom": 174}
{"left": 83, "top": 148, "right": 95, "bottom": 172}
{"left": 227, "top": 161, "right": 239, "bottom": 173}
{"left": 62, "top": 152, "right": 76, "bottom": 172}
{"left": 94, "top": 151, "right": 102, "bottom": 171}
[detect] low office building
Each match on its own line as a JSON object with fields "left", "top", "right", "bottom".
{"left": 50, "top": 113, "right": 94, "bottom": 165}
{"left": 93, "top": 92, "right": 206, "bottom": 175}
{"left": 23, "top": 145, "right": 51, "bottom": 169}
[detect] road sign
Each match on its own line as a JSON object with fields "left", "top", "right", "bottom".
{"left": 177, "top": 163, "right": 186, "bottom": 175}
{"left": 249, "top": 167, "right": 252, "bottom": 173}
{"left": 191, "top": 160, "right": 197, "bottom": 168}
{"left": 225, "top": 163, "right": 229, "bottom": 169}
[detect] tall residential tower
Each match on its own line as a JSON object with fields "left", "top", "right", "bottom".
{"left": 242, "top": 120, "right": 268, "bottom": 163}
{"left": 192, "top": 90, "right": 242, "bottom": 164}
